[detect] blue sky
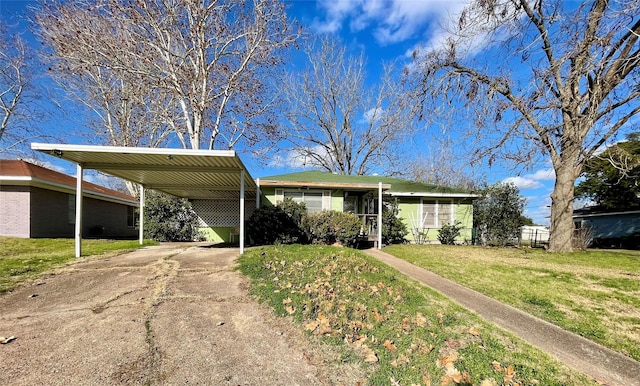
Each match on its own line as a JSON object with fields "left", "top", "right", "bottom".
{"left": 1, "top": 0, "right": 557, "bottom": 225}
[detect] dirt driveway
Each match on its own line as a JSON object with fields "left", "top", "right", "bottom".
{"left": 0, "top": 243, "right": 364, "bottom": 385}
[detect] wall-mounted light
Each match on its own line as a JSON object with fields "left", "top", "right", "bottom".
{"left": 167, "top": 155, "right": 174, "bottom": 160}
{"left": 52, "top": 150, "right": 63, "bottom": 157}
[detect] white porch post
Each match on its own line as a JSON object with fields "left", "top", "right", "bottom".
{"left": 75, "top": 164, "right": 84, "bottom": 258}
{"left": 240, "top": 170, "right": 245, "bottom": 254}
{"left": 138, "top": 184, "right": 145, "bottom": 245}
{"left": 378, "top": 182, "right": 382, "bottom": 250}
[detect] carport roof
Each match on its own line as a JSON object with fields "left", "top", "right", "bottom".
{"left": 31, "top": 143, "right": 256, "bottom": 199}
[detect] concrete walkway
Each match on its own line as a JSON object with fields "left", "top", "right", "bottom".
{"left": 364, "top": 248, "right": 640, "bottom": 386}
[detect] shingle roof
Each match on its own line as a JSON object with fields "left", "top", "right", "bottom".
{"left": 259, "top": 171, "right": 474, "bottom": 195}
{"left": 0, "top": 159, "right": 136, "bottom": 203}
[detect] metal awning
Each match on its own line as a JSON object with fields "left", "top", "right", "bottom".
{"left": 32, "top": 143, "right": 255, "bottom": 256}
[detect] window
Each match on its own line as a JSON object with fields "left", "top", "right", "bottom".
{"left": 421, "top": 200, "right": 454, "bottom": 228}
{"left": 277, "top": 189, "right": 330, "bottom": 213}
{"left": 127, "top": 206, "right": 136, "bottom": 227}
{"left": 68, "top": 195, "right": 76, "bottom": 224}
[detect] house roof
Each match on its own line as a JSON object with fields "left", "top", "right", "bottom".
{"left": 574, "top": 206, "right": 640, "bottom": 218}
{"left": 0, "top": 159, "right": 137, "bottom": 205}
{"left": 31, "top": 143, "right": 256, "bottom": 200}
{"left": 259, "top": 171, "right": 477, "bottom": 198}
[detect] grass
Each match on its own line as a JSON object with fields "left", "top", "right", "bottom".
{"left": 238, "top": 245, "right": 594, "bottom": 385}
{"left": 384, "top": 244, "right": 640, "bottom": 361}
{"left": 0, "top": 237, "right": 158, "bottom": 293}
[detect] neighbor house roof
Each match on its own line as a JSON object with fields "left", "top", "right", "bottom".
{"left": 258, "top": 171, "right": 477, "bottom": 198}
{"left": 0, "top": 159, "right": 137, "bottom": 206}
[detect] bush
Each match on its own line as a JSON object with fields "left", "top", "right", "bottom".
{"left": 303, "top": 211, "right": 362, "bottom": 248}
{"left": 143, "top": 190, "right": 202, "bottom": 242}
{"left": 382, "top": 198, "right": 408, "bottom": 244}
{"left": 246, "top": 199, "right": 307, "bottom": 245}
{"left": 437, "top": 221, "right": 463, "bottom": 245}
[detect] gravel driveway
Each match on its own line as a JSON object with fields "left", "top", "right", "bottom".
{"left": 0, "top": 243, "right": 364, "bottom": 385}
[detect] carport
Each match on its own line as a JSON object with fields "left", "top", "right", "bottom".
{"left": 31, "top": 143, "right": 257, "bottom": 257}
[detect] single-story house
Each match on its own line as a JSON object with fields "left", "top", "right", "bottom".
{"left": 0, "top": 159, "right": 138, "bottom": 239}
{"left": 255, "top": 171, "right": 477, "bottom": 244}
{"left": 573, "top": 207, "right": 640, "bottom": 249}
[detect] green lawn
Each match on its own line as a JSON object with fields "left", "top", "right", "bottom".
{"left": 238, "top": 245, "right": 594, "bottom": 385}
{"left": 384, "top": 244, "right": 640, "bottom": 361}
{"left": 0, "top": 237, "right": 157, "bottom": 293}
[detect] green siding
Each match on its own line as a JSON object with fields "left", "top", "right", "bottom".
{"left": 200, "top": 227, "right": 234, "bottom": 243}
{"left": 331, "top": 189, "right": 343, "bottom": 211}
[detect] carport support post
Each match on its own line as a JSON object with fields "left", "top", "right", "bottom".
{"left": 240, "top": 170, "right": 245, "bottom": 254}
{"left": 138, "top": 185, "right": 144, "bottom": 245}
{"left": 75, "top": 164, "right": 83, "bottom": 258}
{"left": 378, "top": 182, "right": 382, "bottom": 250}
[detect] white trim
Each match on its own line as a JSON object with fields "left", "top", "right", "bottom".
{"left": 391, "top": 191, "right": 477, "bottom": 198}
{"left": 573, "top": 210, "right": 640, "bottom": 218}
{"left": 31, "top": 142, "right": 236, "bottom": 158}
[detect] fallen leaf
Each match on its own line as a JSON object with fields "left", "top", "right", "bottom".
{"left": 305, "top": 320, "right": 319, "bottom": 332}
{"left": 422, "top": 374, "right": 432, "bottom": 386}
{"left": 416, "top": 312, "right": 428, "bottom": 327}
{"left": 437, "top": 312, "right": 444, "bottom": 324}
{"left": 480, "top": 379, "right": 497, "bottom": 386}
{"left": 402, "top": 318, "right": 412, "bottom": 332}
{"left": 468, "top": 327, "right": 480, "bottom": 336}
{"left": 504, "top": 365, "right": 516, "bottom": 383}
{"left": 284, "top": 305, "right": 295, "bottom": 314}
{"left": 437, "top": 351, "right": 459, "bottom": 367}
{"left": 391, "top": 359, "right": 398, "bottom": 368}
{"left": 361, "top": 344, "right": 379, "bottom": 363}
{"left": 491, "top": 360, "right": 502, "bottom": 372}
{"left": 282, "top": 297, "right": 292, "bottom": 305}
{"left": 383, "top": 339, "right": 397, "bottom": 352}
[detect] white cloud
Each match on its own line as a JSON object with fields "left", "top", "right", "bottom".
{"left": 503, "top": 168, "right": 555, "bottom": 190}
{"left": 503, "top": 176, "right": 542, "bottom": 189}
{"left": 267, "top": 145, "right": 330, "bottom": 169}
{"left": 313, "top": 0, "right": 468, "bottom": 46}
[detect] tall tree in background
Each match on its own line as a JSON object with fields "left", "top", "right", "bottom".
{"left": 0, "top": 23, "right": 42, "bottom": 155}
{"left": 576, "top": 131, "right": 640, "bottom": 210}
{"left": 280, "top": 37, "right": 418, "bottom": 175}
{"left": 411, "top": 0, "right": 640, "bottom": 252}
{"left": 36, "top": 0, "right": 298, "bottom": 150}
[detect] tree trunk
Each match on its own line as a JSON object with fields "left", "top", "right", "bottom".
{"left": 548, "top": 161, "right": 577, "bottom": 252}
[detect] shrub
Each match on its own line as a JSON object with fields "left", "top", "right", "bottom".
{"left": 437, "top": 221, "right": 464, "bottom": 245}
{"left": 143, "top": 190, "right": 202, "bottom": 242}
{"left": 303, "top": 211, "right": 362, "bottom": 248}
{"left": 382, "top": 198, "right": 408, "bottom": 244}
{"left": 246, "top": 199, "right": 307, "bottom": 245}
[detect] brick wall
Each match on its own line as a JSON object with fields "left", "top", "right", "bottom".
{"left": 0, "top": 185, "right": 31, "bottom": 237}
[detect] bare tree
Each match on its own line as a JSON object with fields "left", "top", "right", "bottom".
{"left": 0, "top": 23, "right": 41, "bottom": 155}
{"left": 406, "top": 138, "right": 483, "bottom": 191}
{"left": 280, "top": 37, "right": 418, "bottom": 175}
{"left": 36, "top": 0, "right": 299, "bottom": 150}
{"left": 411, "top": 0, "right": 640, "bottom": 252}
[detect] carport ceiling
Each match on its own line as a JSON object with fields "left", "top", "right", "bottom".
{"left": 31, "top": 143, "right": 256, "bottom": 199}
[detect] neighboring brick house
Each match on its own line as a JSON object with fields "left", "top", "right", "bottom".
{"left": 0, "top": 159, "right": 138, "bottom": 239}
